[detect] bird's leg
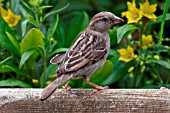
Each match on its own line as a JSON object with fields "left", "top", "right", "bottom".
{"left": 62, "top": 80, "right": 71, "bottom": 90}
{"left": 84, "top": 78, "right": 109, "bottom": 93}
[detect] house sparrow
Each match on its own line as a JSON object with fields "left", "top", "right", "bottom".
{"left": 40, "top": 12, "right": 124, "bottom": 101}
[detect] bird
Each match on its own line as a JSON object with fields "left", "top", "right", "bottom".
{"left": 40, "top": 12, "right": 124, "bottom": 101}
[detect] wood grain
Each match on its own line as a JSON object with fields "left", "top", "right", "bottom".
{"left": 0, "top": 89, "right": 169, "bottom": 113}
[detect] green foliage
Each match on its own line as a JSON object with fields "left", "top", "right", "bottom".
{"left": 0, "top": 78, "right": 32, "bottom": 88}
{"left": 20, "top": 28, "right": 45, "bottom": 54}
{"left": 117, "top": 24, "right": 138, "bottom": 43}
{"left": 82, "top": 60, "right": 114, "bottom": 88}
{"left": 0, "top": 0, "right": 169, "bottom": 89}
{"left": 115, "top": 0, "right": 170, "bottom": 88}
{"left": 0, "top": 16, "right": 20, "bottom": 57}
{"left": 66, "top": 11, "right": 89, "bottom": 46}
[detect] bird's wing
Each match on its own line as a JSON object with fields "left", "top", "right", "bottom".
{"left": 57, "top": 32, "right": 107, "bottom": 75}
{"left": 50, "top": 54, "right": 65, "bottom": 64}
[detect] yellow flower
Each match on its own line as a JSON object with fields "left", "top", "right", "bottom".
{"left": 49, "top": 74, "right": 58, "bottom": 79}
{"left": 140, "top": 0, "right": 157, "bottom": 21}
{"left": 46, "top": 81, "right": 51, "bottom": 85}
{"left": 32, "top": 79, "right": 39, "bottom": 84}
{"left": 121, "top": 0, "right": 142, "bottom": 24}
{"left": 0, "top": 6, "right": 8, "bottom": 17}
{"left": 3, "top": 9, "right": 21, "bottom": 27}
{"left": 138, "top": 34, "right": 154, "bottom": 49}
{"left": 118, "top": 46, "right": 135, "bottom": 62}
{"left": 154, "top": 55, "right": 160, "bottom": 60}
{"left": 0, "top": 0, "right": 4, "bottom": 2}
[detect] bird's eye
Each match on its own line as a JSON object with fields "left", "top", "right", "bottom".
{"left": 102, "top": 18, "right": 108, "bottom": 22}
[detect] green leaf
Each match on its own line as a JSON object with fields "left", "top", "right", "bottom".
{"left": 40, "top": 64, "right": 58, "bottom": 87}
{"left": 28, "top": 18, "right": 37, "bottom": 26}
{"left": 102, "top": 57, "right": 129, "bottom": 85}
{"left": 156, "top": 13, "right": 170, "bottom": 23}
{"left": 0, "top": 56, "right": 13, "bottom": 64}
{"left": 66, "top": 11, "right": 89, "bottom": 47}
{"left": 46, "top": 14, "right": 59, "bottom": 40}
{"left": 0, "top": 57, "right": 27, "bottom": 75}
{"left": 0, "top": 65, "right": 27, "bottom": 76}
{"left": 0, "top": 16, "right": 20, "bottom": 57}
{"left": 0, "top": 78, "right": 32, "bottom": 88}
{"left": 21, "top": 19, "right": 28, "bottom": 36}
{"left": 38, "top": 5, "right": 53, "bottom": 11}
{"left": 55, "top": 20, "right": 66, "bottom": 46}
{"left": 150, "top": 60, "right": 170, "bottom": 69}
{"left": 20, "top": 28, "right": 45, "bottom": 54}
{"left": 82, "top": 60, "right": 113, "bottom": 88}
{"left": 117, "top": 24, "right": 138, "bottom": 43}
{"left": 109, "top": 28, "right": 118, "bottom": 46}
{"left": 18, "top": 4, "right": 33, "bottom": 18}
{"left": 43, "top": 3, "right": 69, "bottom": 21}
{"left": 50, "top": 48, "right": 68, "bottom": 57}
{"left": 147, "top": 14, "right": 170, "bottom": 25}
{"left": 0, "top": 57, "right": 13, "bottom": 73}
{"left": 21, "top": 0, "right": 33, "bottom": 12}
{"left": 6, "top": 32, "right": 20, "bottom": 51}
{"left": 20, "top": 49, "right": 37, "bottom": 68}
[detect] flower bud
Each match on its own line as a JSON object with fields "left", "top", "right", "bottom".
{"left": 133, "top": 55, "right": 138, "bottom": 59}
{"left": 49, "top": 74, "right": 58, "bottom": 79}
{"left": 164, "top": 46, "right": 170, "bottom": 50}
{"left": 140, "top": 61, "right": 144, "bottom": 66}
{"left": 141, "top": 65, "right": 146, "bottom": 73}
{"left": 46, "top": 81, "right": 51, "bottom": 85}
{"left": 50, "top": 37, "right": 54, "bottom": 43}
{"left": 29, "top": 0, "right": 42, "bottom": 7}
{"left": 154, "top": 55, "right": 160, "bottom": 60}
{"left": 128, "top": 67, "right": 134, "bottom": 73}
{"left": 32, "top": 79, "right": 39, "bottom": 84}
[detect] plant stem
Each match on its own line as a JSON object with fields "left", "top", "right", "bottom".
{"left": 1, "top": 73, "right": 6, "bottom": 80}
{"left": 133, "top": 63, "right": 139, "bottom": 88}
{"left": 139, "top": 25, "right": 143, "bottom": 56}
{"left": 159, "top": 0, "right": 170, "bottom": 44}
{"left": 42, "top": 47, "right": 47, "bottom": 88}
{"left": 35, "top": 9, "right": 41, "bottom": 29}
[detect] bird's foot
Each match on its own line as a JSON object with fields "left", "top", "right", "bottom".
{"left": 90, "top": 86, "right": 109, "bottom": 94}
{"left": 62, "top": 85, "right": 71, "bottom": 90}
{"left": 62, "top": 81, "right": 71, "bottom": 91}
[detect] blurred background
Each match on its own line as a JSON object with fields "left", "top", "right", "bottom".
{"left": 0, "top": 0, "right": 170, "bottom": 89}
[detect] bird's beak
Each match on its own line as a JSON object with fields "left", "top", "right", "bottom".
{"left": 113, "top": 16, "right": 124, "bottom": 24}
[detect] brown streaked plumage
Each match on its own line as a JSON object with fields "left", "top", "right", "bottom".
{"left": 40, "top": 12, "right": 124, "bottom": 101}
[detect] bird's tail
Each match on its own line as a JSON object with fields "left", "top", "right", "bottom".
{"left": 40, "top": 74, "right": 70, "bottom": 101}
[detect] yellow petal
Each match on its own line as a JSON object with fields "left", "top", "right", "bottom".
{"left": 0, "top": 6, "right": 8, "bottom": 17}
{"left": 127, "top": 46, "right": 134, "bottom": 54}
{"left": 140, "top": 0, "right": 157, "bottom": 21}
{"left": 150, "top": 4, "right": 157, "bottom": 13}
{"left": 119, "top": 56, "right": 132, "bottom": 62}
{"left": 118, "top": 46, "right": 134, "bottom": 63}
{"left": 118, "top": 49, "right": 128, "bottom": 56}
{"left": 121, "top": 11, "right": 127, "bottom": 17}
{"left": 126, "top": 10, "right": 142, "bottom": 24}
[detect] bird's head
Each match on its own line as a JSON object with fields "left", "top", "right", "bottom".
{"left": 88, "top": 12, "right": 124, "bottom": 33}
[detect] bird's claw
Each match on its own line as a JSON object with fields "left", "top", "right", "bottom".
{"left": 62, "top": 85, "right": 71, "bottom": 91}
{"left": 90, "top": 86, "right": 109, "bottom": 94}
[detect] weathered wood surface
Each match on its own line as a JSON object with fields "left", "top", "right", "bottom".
{"left": 0, "top": 89, "right": 169, "bottom": 113}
